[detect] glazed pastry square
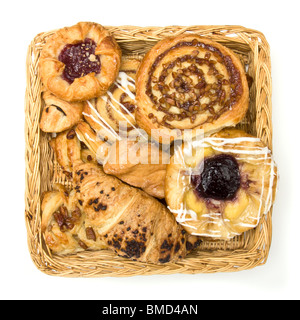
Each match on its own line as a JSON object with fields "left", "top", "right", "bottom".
{"left": 165, "top": 128, "right": 277, "bottom": 240}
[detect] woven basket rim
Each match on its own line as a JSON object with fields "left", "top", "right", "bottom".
{"left": 24, "top": 24, "right": 273, "bottom": 277}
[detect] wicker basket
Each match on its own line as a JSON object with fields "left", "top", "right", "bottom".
{"left": 25, "top": 25, "right": 273, "bottom": 277}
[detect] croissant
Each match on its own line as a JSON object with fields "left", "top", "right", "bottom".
{"left": 39, "top": 91, "right": 84, "bottom": 133}
{"left": 72, "top": 161, "right": 200, "bottom": 263}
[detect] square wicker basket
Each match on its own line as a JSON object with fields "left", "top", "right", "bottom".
{"left": 25, "top": 25, "right": 273, "bottom": 277}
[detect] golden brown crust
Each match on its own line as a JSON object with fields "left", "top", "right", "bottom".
{"left": 39, "top": 22, "right": 121, "bottom": 102}
{"left": 41, "top": 187, "right": 107, "bottom": 255}
{"left": 74, "top": 121, "right": 110, "bottom": 164}
{"left": 39, "top": 91, "right": 84, "bottom": 133}
{"left": 165, "top": 128, "right": 277, "bottom": 240}
{"left": 72, "top": 161, "right": 200, "bottom": 263}
{"left": 103, "top": 139, "right": 168, "bottom": 198}
{"left": 135, "top": 34, "right": 249, "bottom": 143}
{"left": 49, "top": 129, "right": 81, "bottom": 173}
{"left": 83, "top": 56, "right": 141, "bottom": 142}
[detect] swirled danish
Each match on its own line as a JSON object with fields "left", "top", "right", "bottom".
{"left": 39, "top": 22, "right": 121, "bottom": 102}
{"left": 83, "top": 56, "right": 141, "bottom": 142}
{"left": 165, "top": 128, "right": 277, "bottom": 240}
{"left": 135, "top": 34, "right": 249, "bottom": 143}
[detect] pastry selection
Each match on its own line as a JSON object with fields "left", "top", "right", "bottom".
{"left": 165, "top": 128, "right": 277, "bottom": 239}
{"left": 38, "top": 22, "right": 277, "bottom": 264}
{"left": 135, "top": 34, "right": 249, "bottom": 143}
{"left": 39, "top": 22, "right": 121, "bottom": 102}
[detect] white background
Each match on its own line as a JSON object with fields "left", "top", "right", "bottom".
{"left": 0, "top": 0, "right": 298, "bottom": 300}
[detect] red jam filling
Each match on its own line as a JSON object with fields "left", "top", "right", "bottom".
{"left": 191, "top": 154, "right": 240, "bottom": 201}
{"left": 58, "top": 38, "right": 101, "bottom": 84}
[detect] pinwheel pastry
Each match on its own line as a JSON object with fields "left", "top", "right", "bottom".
{"left": 41, "top": 161, "right": 201, "bottom": 263}
{"left": 39, "top": 91, "right": 84, "bottom": 133}
{"left": 135, "top": 34, "right": 249, "bottom": 143}
{"left": 165, "top": 128, "right": 277, "bottom": 240}
{"left": 83, "top": 56, "right": 141, "bottom": 142}
{"left": 39, "top": 22, "right": 121, "bottom": 102}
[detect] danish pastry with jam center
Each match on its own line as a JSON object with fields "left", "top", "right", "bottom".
{"left": 165, "top": 128, "right": 277, "bottom": 240}
{"left": 39, "top": 22, "right": 121, "bottom": 102}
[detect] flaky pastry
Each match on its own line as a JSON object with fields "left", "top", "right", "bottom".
{"left": 41, "top": 185, "right": 107, "bottom": 255}
{"left": 83, "top": 56, "right": 141, "bottom": 142}
{"left": 39, "top": 22, "right": 121, "bottom": 102}
{"left": 72, "top": 161, "right": 200, "bottom": 263}
{"left": 165, "top": 128, "right": 277, "bottom": 240}
{"left": 135, "top": 34, "right": 249, "bottom": 143}
{"left": 39, "top": 91, "right": 84, "bottom": 133}
{"left": 103, "top": 139, "right": 169, "bottom": 198}
{"left": 49, "top": 129, "right": 81, "bottom": 174}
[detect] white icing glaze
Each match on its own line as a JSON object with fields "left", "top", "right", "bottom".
{"left": 83, "top": 100, "right": 120, "bottom": 141}
{"left": 170, "top": 135, "right": 277, "bottom": 238}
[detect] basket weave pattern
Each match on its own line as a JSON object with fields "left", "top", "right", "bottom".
{"left": 25, "top": 25, "right": 273, "bottom": 277}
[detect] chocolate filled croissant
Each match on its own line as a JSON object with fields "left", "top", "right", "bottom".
{"left": 72, "top": 161, "right": 200, "bottom": 263}
{"left": 39, "top": 91, "right": 84, "bottom": 133}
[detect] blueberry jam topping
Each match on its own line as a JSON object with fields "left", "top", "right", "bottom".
{"left": 191, "top": 154, "right": 240, "bottom": 201}
{"left": 58, "top": 38, "right": 101, "bottom": 84}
